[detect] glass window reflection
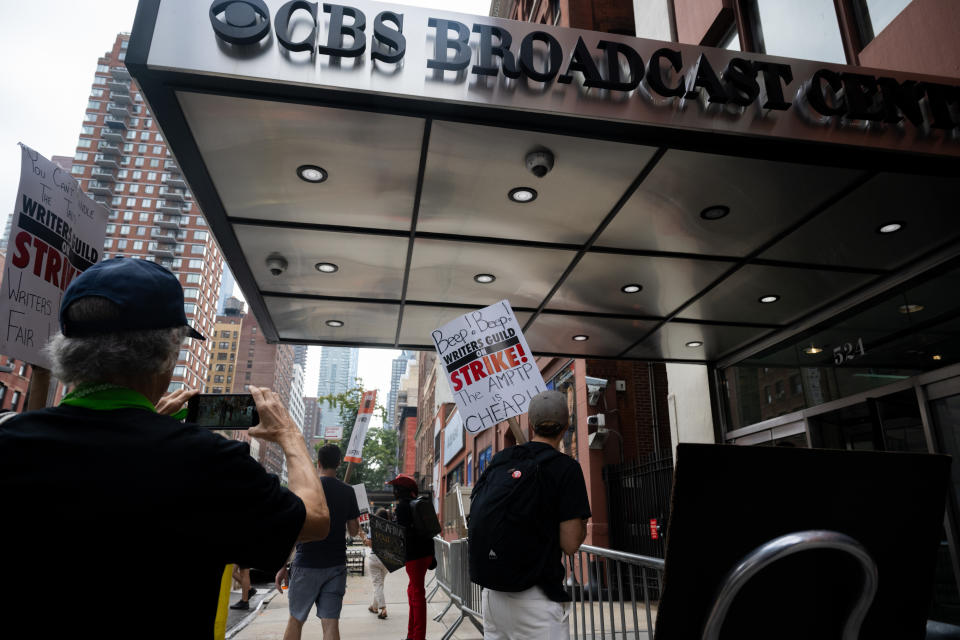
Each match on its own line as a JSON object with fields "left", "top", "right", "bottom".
{"left": 749, "top": 0, "right": 847, "bottom": 64}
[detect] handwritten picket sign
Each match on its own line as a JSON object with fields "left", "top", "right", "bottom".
{"left": 344, "top": 389, "right": 377, "bottom": 464}
{"left": 370, "top": 514, "right": 406, "bottom": 573}
{"left": 431, "top": 300, "right": 545, "bottom": 435}
{"left": 0, "top": 145, "right": 108, "bottom": 367}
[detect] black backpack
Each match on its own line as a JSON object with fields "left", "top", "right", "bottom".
{"left": 410, "top": 495, "right": 442, "bottom": 537}
{"left": 468, "top": 444, "right": 563, "bottom": 592}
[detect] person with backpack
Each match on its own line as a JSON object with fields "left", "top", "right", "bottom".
{"left": 468, "top": 390, "right": 591, "bottom": 640}
{"left": 388, "top": 473, "right": 438, "bottom": 640}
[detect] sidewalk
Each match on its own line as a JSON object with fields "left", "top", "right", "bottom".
{"left": 228, "top": 560, "right": 483, "bottom": 640}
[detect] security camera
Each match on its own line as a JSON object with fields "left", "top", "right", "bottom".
{"left": 586, "top": 376, "right": 608, "bottom": 406}
{"left": 266, "top": 254, "right": 288, "bottom": 277}
{"left": 587, "top": 414, "right": 605, "bottom": 428}
{"left": 525, "top": 148, "right": 555, "bottom": 178}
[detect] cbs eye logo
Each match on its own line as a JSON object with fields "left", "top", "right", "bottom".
{"left": 209, "top": 0, "right": 271, "bottom": 46}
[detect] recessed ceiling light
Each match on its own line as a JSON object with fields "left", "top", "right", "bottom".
{"left": 297, "top": 164, "right": 327, "bottom": 183}
{"left": 572, "top": 334, "right": 589, "bottom": 342}
{"left": 933, "top": 354, "right": 943, "bottom": 361}
{"left": 474, "top": 273, "right": 496, "bottom": 284}
{"left": 877, "top": 222, "right": 903, "bottom": 234}
{"left": 759, "top": 295, "right": 780, "bottom": 304}
{"left": 508, "top": 187, "right": 537, "bottom": 203}
{"left": 685, "top": 341, "right": 703, "bottom": 348}
{"left": 621, "top": 284, "right": 642, "bottom": 294}
{"left": 898, "top": 303, "right": 924, "bottom": 314}
{"left": 804, "top": 345, "right": 823, "bottom": 355}
{"left": 700, "top": 205, "right": 730, "bottom": 220}
{"left": 325, "top": 319, "right": 344, "bottom": 327}
{"left": 315, "top": 262, "right": 339, "bottom": 273}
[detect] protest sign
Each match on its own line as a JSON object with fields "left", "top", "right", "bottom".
{"left": 353, "top": 483, "right": 370, "bottom": 514}
{"left": 344, "top": 389, "right": 377, "bottom": 464}
{"left": 370, "top": 514, "right": 406, "bottom": 573}
{"left": 324, "top": 425, "right": 343, "bottom": 440}
{"left": 431, "top": 300, "right": 545, "bottom": 434}
{"left": 0, "top": 145, "right": 108, "bottom": 367}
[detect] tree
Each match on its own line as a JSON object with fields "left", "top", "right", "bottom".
{"left": 316, "top": 381, "right": 397, "bottom": 492}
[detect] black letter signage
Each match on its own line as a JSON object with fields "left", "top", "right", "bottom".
{"left": 318, "top": 4, "right": 366, "bottom": 57}
{"left": 372, "top": 11, "right": 405, "bottom": 63}
{"left": 275, "top": 0, "right": 318, "bottom": 52}
{"left": 519, "top": 31, "right": 563, "bottom": 82}
{"left": 428, "top": 18, "right": 471, "bottom": 71}
{"left": 209, "top": 0, "right": 271, "bottom": 46}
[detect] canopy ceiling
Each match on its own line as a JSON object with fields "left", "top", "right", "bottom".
{"left": 128, "top": 0, "right": 960, "bottom": 365}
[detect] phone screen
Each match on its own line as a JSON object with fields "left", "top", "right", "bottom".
{"left": 187, "top": 394, "right": 259, "bottom": 429}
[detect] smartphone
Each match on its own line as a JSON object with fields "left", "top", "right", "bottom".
{"left": 186, "top": 393, "right": 259, "bottom": 429}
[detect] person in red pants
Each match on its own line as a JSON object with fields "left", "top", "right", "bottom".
{"left": 388, "top": 474, "right": 436, "bottom": 640}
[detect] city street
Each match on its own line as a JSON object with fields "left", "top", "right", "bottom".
{"left": 227, "top": 562, "right": 482, "bottom": 640}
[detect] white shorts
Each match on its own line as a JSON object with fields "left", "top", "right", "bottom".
{"left": 481, "top": 586, "right": 570, "bottom": 640}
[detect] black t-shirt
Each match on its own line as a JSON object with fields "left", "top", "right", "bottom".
{"left": 0, "top": 406, "right": 306, "bottom": 639}
{"left": 294, "top": 476, "right": 360, "bottom": 568}
{"left": 517, "top": 441, "right": 591, "bottom": 602}
{"left": 396, "top": 498, "right": 436, "bottom": 562}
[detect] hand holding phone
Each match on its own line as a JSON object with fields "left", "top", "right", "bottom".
{"left": 187, "top": 393, "right": 259, "bottom": 429}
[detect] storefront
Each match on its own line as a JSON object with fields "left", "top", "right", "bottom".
{"left": 127, "top": 0, "right": 960, "bottom": 615}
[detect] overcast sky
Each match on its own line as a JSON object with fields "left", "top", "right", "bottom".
{"left": 0, "top": 0, "right": 489, "bottom": 413}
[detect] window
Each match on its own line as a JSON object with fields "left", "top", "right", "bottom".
{"left": 147, "top": 172, "right": 157, "bottom": 181}
{"left": 188, "top": 259, "right": 203, "bottom": 269}
{"left": 134, "top": 157, "right": 144, "bottom": 167}
{"left": 126, "top": 130, "right": 136, "bottom": 140}
{"left": 71, "top": 165, "right": 84, "bottom": 175}
{"left": 194, "top": 230, "right": 208, "bottom": 241}
{"left": 140, "top": 131, "right": 150, "bottom": 141}
{"left": 111, "top": 196, "right": 122, "bottom": 205}
{"left": 18, "top": 363, "right": 27, "bottom": 376}
{"left": 121, "top": 39, "right": 129, "bottom": 49}
{"left": 184, "top": 288, "right": 199, "bottom": 299}
{"left": 109, "top": 211, "right": 118, "bottom": 220}
{"left": 142, "top": 199, "right": 152, "bottom": 208}
{"left": 184, "top": 303, "right": 196, "bottom": 315}
{"left": 114, "top": 183, "right": 125, "bottom": 193}
{"left": 123, "top": 143, "right": 134, "bottom": 152}
{"left": 10, "top": 391, "right": 22, "bottom": 412}
{"left": 90, "top": 88, "right": 104, "bottom": 97}
{"left": 144, "top": 185, "right": 154, "bottom": 194}
{"left": 97, "top": 64, "right": 109, "bottom": 72}
{"left": 74, "top": 152, "right": 88, "bottom": 161}
{"left": 129, "top": 117, "right": 139, "bottom": 127}
{"left": 93, "top": 76, "right": 106, "bottom": 85}
{"left": 155, "top": 133, "right": 164, "bottom": 142}
{"left": 138, "top": 144, "right": 147, "bottom": 153}
{"left": 104, "top": 238, "right": 113, "bottom": 248}
{"left": 133, "top": 241, "right": 143, "bottom": 250}
{"left": 81, "top": 125, "right": 95, "bottom": 135}
{"left": 84, "top": 112, "right": 98, "bottom": 122}
{"left": 123, "top": 211, "right": 133, "bottom": 221}
{"left": 132, "top": 170, "right": 142, "bottom": 179}
{"left": 77, "top": 139, "right": 92, "bottom": 148}
{"left": 120, "top": 225, "right": 130, "bottom": 234}
{"left": 747, "top": 0, "right": 846, "bottom": 64}
{"left": 186, "top": 273, "right": 201, "bottom": 284}
{"left": 117, "top": 169, "right": 128, "bottom": 178}
{"left": 150, "top": 158, "right": 160, "bottom": 168}
{"left": 87, "top": 101, "right": 100, "bottom": 110}
{"left": 172, "top": 366, "right": 186, "bottom": 378}
{"left": 191, "top": 245, "right": 206, "bottom": 255}
{"left": 764, "top": 385, "right": 773, "bottom": 404}
{"left": 217, "top": 353, "right": 228, "bottom": 361}
{"left": 152, "top": 145, "right": 163, "bottom": 154}
{"left": 145, "top": 118, "right": 153, "bottom": 128}
{"left": 129, "top": 184, "right": 139, "bottom": 193}
{"left": 116, "top": 239, "right": 127, "bottom": 250}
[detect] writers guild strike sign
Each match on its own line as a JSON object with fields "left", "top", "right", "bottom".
{"left": 0, "top": 145, "right": 108, "bottom": 367}
{"left": 370, "top": 514, "right": 406, "bottom": 573}
{"left": 344, "top": 389, "right": 378, "bottom": 464}
{"left": 432, "top": 300, "right": 545, "bottom": 435}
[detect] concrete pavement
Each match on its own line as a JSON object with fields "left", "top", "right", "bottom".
{"left": 227, "top": 558, "right": 483, "bottom": 640}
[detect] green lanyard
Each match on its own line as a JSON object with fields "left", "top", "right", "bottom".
{"left": 59, "top": 383, "right": 156, "bottom": 413}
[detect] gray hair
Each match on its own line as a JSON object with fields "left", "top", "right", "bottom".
{"left": 44, "top": 296, "right": 188, "bottom": 386}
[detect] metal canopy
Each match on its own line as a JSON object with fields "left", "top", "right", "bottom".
{"left": 127, "top": 0, "right": 960, "bottom": 365}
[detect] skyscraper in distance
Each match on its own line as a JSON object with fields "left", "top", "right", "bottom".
{"left": 316, "top": 347, "right": 358, "bottom": 430}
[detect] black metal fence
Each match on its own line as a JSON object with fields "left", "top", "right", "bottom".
{"left": 604, "top": 451, "right": 675, "bottom": 559}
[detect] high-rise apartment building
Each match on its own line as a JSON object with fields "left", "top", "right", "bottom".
{"left": 386, "top": 350, "right": 414, "bottom": 430}
{"left": 293, "top": 345, "right": 308, "bottom": 369}
{"left": 235, "top": 310, "right": 295, "bottom": 476}
{"left": 205, "top": 296, "right": 244, "bottom": 393}
{"left": 315, "top": 347, "right": 358, "bottom": 430}
{"left": 70, "top": 34, "right": 223, "bottom": 393}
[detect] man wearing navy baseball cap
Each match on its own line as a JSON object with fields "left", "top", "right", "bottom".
{"left": 0, "top": 258, "right": 331, "bottom": 639}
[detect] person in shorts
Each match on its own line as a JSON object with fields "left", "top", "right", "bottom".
{"left": 276, "top": 444, "right": 360, "bottom": 640}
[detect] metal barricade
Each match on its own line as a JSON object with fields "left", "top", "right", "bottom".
{"left": 431, "top": 536, "right": 664, "bottom": 640}
{"left": 564, "top": 544, "right": 666, "bottom": 640}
